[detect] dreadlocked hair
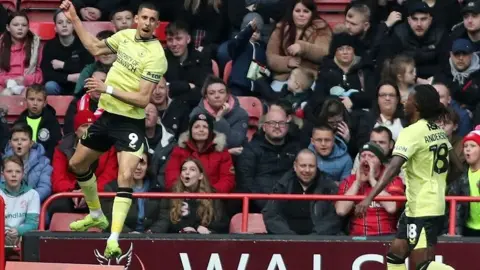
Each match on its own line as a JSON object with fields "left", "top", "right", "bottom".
{"left": 413, "top": 84, "right": 449, "bottom": 123}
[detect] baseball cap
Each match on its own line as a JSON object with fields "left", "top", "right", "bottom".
{"left": 408, "top": 2, "right": 431, "bottom": 16}
{"left": 462, "top": 1, "right": 480, "bottom": 15}
{"left": 452, "top": 38, "right": 474, "bottom": 54}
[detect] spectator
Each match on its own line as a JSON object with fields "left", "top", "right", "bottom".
{"left": 450, "top": 1, "right": 480, "bottom": 53}
{"left": 110, "top": 7, "right": 134, "bottom": 32}
{"left": 352, "top": 126, "right": 395, "bottom": 174}
{"left": 262, "top": 149, "right": 342, "bottom": 235}
{"left": 1, "top": 156, "right": 39, "bottom": 246}
{"left": 0, "top": 11, "right": 43, "bottom": 95}
{"left": 145, "top": 103, "right": 175, "bottom": 155}
{"left": 336, "top": 142, "right": 404, "bottom": 236}
{"left": 2, "top": 123, "right": 52, "bottom": 202}
{"left": 50, "top": 110, "right": 117, "bottom": 215}
{"left": 64, "top": 70, "right": 106, "bottom": 135}
{"left": 14, "top": 85, "right": 61, "bottom": 160}
{"left": 435, "top": 39, "right": 480, "bottom": 112}
{"left": 433, "top": 82, "right": 471, "bottom": 137}
{"left": 267, "top": 0, "right": 332, "bottom": 91}
{"left": 165, "top": 113, "right": 235, "bottom": 193}
{"left": 227, "top": 13, "right": 267, "bottom": 97}
{"left": 72, "top": 0, "right": 125, "bottom": 21}
{"left": 41, "top": 10, "right": 94, "bottom": 95}
{"left": 236, "top": 107, "right": 302, "bottom": 211}
{"left": 164, "top": 21, "right": 213, "bottom": 107}
{"left": 380, "top": 54, "right": 416, "bottom": 104}
{"left": 150, "top": 116, "right": 177, "bottom": 192}
{"left": 150, "top": 77, "right": 190, "bottom": 139}
{"left": 396, "top": 0, "right": 461, "bottom": 31}
{"left": 357, "top": 82, "right": 406, "bottom": 145}
{"left": 378, "top": 2, "right": 448, "bottom": 81}
{"left": 312, "top": 32, "right": 376, "bottom": 111}
{"left": 73, "top": 30, "right": 115, "bottom": 97}
{"left": 151, "top": 159, "right": 229, "bottom": 233}
{"left": 190, "top": 75, "right": 248, "bottom": 149}
{"left": 308, "top": 125, "right": 353, "bottom": 183}
{"left": 448, "top": 128, "right": 480, "bottom": 236}
{"left": 102, "top": 152, "right": 162, "bottom": 233}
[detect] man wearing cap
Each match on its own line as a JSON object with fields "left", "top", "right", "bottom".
{"left": 378, "top": 1, "right": 448, "bottom": 80}
{"left": 451, "top": 0, "right": 480, "bottom": 53}
{"left": 50, "top": 110, "right": 118, "bottom": 216}
{"left": 336, "top": 142, "right": 405, "bottom": 236}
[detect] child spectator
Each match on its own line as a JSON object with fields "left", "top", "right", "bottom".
{"left": 73, "top": 30, "right": 115, "bottom": 97}
{"left": 165, "top": 113, "right": 235, "bottom": 193}
{"left": 190, "top": 75, "right": 248, "bottom": 149}
{"left": 380, "top": 54, "right": 416, "bottom": 104}
{"left": 72, "top": 0, "right": 125, "bottom": 21}
{"left": 0, "top": 11, "right": 43, "bottom": 95}
{"left": 102, "top": 152, "right": 162, "bottom": 233}
{"left": 336, "top": 142, "right": 404, "bottom": 236}
{"left": 448, "top": 128, "right": 480, "bottom": 236}
{"left": 227, "top": 13, "right": 267, "bottom": 97}
{"left": 2, "top": 123, "right": 52, "bottom": 202}
{"left": 151, "top": 159, "right": 228, "bottom": 234}
{"left": 1, "top": 156, "right": 40, "bottom": 246}
{"left": 110, "top": 7, "right": 134, "bottom": 32}
{"left": 50, "top": 110, "right": 117, "bottom": 215}
{"left": 308, "top": 125, "right": 353, "bottom": 183}
{"left": 14, "top": 84, "right": 62, "bottom": 160}
{"left": 41, "top": 9, "right": 94, "bottom": 95}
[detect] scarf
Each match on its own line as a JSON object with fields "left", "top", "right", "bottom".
{"left": 24, "top": 34, "right": 41, "bottom": 75}
{"left": 450, "top": 53, "right": 480, "bottom": 85}
{"left": 203, "top": 95, "right": 235, "bottom": 117}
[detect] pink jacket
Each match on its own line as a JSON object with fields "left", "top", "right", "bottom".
{"left": 0, "top": 41, "right": 43, "bottom": 88}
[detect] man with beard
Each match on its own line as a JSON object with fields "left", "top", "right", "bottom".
{"left": 450, "top": 1, "right": 480, "bottom": 53}
{"left": 356, "top": 85, "right": 455, "bottom": 270}
{"left": 236, "top": 106, "right": 302, "bottom": 212}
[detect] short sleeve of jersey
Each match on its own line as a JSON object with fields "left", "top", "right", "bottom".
{"left": 104, "top": 30, "right": 124, "bottom": 53}
{"left": 141, "top": 49, "right": 167, "bottom": 84}
{"left": 392, "top": 128, "right": 418, "bottom": 161}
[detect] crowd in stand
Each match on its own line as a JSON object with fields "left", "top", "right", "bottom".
{"left": 3, "top": 0, "right": 480, "bottom": 240}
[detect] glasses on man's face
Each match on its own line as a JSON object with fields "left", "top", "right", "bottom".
{"left": 264, "top": 121, "right": 288, "bottom": 128}
{"left": 378, "top": 93, "right": 397, "bottom": 99}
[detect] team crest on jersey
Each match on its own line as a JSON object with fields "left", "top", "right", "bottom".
{"left": 38, "top": 128, "right": 50, "bottom": 142}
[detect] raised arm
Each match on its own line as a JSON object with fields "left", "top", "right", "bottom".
{"left": 60, "top": 0, "right": 112, "bottom": 56}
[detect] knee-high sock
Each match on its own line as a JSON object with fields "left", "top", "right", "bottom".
{"left": 76, "top": 170, "right": 102, "bottom": 218}
{"left": 108, "top": 188, "right": 133, "bottom": 241}
{"left": 425, "top": 262, "right": 455, "bottom": 270}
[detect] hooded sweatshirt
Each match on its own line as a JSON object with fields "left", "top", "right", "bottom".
{"left": 308, "top": 136, "right": 353, "bottom": 182}
{"left": 0, "top": 181, "right": 39, "bottom": 235}
{"left": 3, "top": 143, "right": 53, "bottom": 202}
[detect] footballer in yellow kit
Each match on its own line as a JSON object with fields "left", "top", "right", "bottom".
{"left": 60, "top": 0, "right": 167, "bottom": 259}
{"left": 356, "top": 85, "right": 455, "bottom": 270}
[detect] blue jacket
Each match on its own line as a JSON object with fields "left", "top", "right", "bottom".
{"left": 308, "top": 136, "right": 353, "bottom": 182}
{"left": 227, "top": 24, "right": 267, "bottom": 94}
{"left": 190, "top": 96, "right": 249, "bottom": 148}
{"left": 3, "top": 143, "right": 52, "bottom": 202}
{"left": 451, "top": 100, "right": 472, "bottom": 137}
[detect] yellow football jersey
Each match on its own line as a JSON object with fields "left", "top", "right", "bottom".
{"left": 101, "top": 29, "right": 167, "bottom": 119}
{"left": 392, "top": 119, "right": 452, "bottom": 218}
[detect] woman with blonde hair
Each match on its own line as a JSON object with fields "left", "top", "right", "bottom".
{"left": 151, "top": 159, "right": 228, "bottom": 234}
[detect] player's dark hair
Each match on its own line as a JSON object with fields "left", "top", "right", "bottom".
{"left": 371, "top": 126, "right": 393, "bottom": 143}
{"left": 165, "top": 20, "right": 191, "bottom": 36}
{"left": 201, "top": 75, "right": 229, "bottom": 97}
{"left": 138, "top": 2, "right": 159, "bottom": 18}
{"left": 26, "top": 84, "right": 47, "bottom": 100}
{"left": 96, "top": 30, "right": 115, "bottom": 40}
{"left": 413, "top": 84, "right": 448, "bottom": 122}
{"left": 110, "top": 6, "right": 133, "bottom": 20}
{"left": 10, "top": 122, "right": 33, "bottom": 140}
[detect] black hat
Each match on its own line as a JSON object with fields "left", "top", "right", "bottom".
{"left": 189, "top": 113, "right": 215, "bottom": 139}
{"left": 462, "top": 1, "right": 480, "bottom": 15}
{"left": 408, "top": 2, "right": 431, "bottom": 16}
{"left": 359, "top": 142, "right": 386, "bottom": 163}
{"left": 330, "top": 32, "right": 358, "bottom": 56}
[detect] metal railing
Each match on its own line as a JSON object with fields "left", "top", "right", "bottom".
{"left": 38, "top": 192, "right": 480, "bottom": 235}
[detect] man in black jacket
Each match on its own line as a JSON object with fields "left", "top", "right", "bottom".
{"left": 450, "top": 1, "right": 480, "bottom": 54}
{"left": 262, "top": 149, "right": 342, "bottom": 235}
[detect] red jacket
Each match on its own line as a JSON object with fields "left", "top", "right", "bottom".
{"left": 51, "top": 134, "right": 118, "bottom": 193}
{"left": 165, "top": 132, "right": 235, "bottom": 193}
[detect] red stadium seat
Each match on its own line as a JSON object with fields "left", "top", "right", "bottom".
{"left": 4, "top": 95, "right": 73, "bottom": 124}
{"left": 211, "top": 60, "right": 219, "bottom": 77}
{"left": 50, "top": 213, "right": 102, "bottom": 232}
{"left": 315, "top": 0, "right": 349, "bottom": 12}
{"left": 320, "top": 13, "right": 345, "bottom": 29}
{"left": 154, "top": 22, "right": 169, "bottom": 43}
{"left": 20, "top": 0, "right": 61, "bottom": 9}
{"left": 83, "top": 21, "right": 115, "bottom": 37}
{"left": 29, "top": 22, "right": 56, "bottom": 40}
{"left": 229, "top": 213, "right": 267, "bottom": 234}
{"left": 1, "top": 0, "right": 17, "bottom": 11}
{"left": 237, "top": 96, "right": 263, "bottom": 141}
{"left": 223, "top": 60, "right": 232, "bottom": 84}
